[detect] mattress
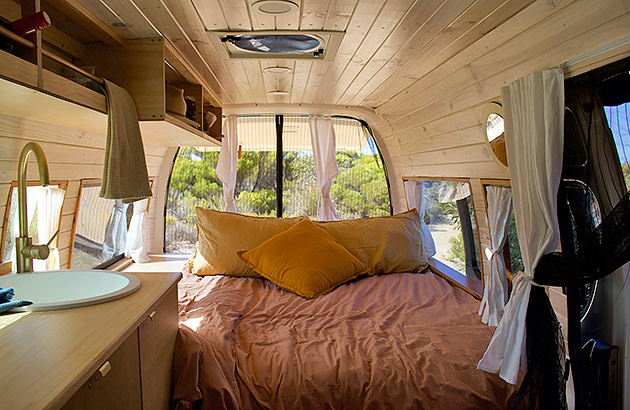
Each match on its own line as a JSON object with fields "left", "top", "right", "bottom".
{"left": 173, "top": 271, "right": 517, "bottom": 410}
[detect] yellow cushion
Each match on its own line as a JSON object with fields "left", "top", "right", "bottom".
{"left": 237, "top": 219, "right": 368, "bottom": 299}
{"left": 189, "top": 208, "right": 306, "bottom": 277}
{"left": 315, "top": 209, "right": 428, "bottom": 275}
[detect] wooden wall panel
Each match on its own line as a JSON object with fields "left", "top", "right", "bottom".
{"left": 0, "top": 114, "right": 171, "bottom": 271}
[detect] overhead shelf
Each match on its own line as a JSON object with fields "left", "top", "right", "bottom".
{"left": 0, "top": 47, "right": 220, "bottom": 148}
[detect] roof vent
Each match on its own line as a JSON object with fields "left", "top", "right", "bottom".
{"left": 208, "top": 30, "right": 344, "bottom": 61}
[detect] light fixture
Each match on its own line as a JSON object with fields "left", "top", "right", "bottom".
{"left": 268, "top": 90, "right": 290, "bottom": 96}
{"left": 252, "top": 0, "right": 299, "bottom": 15}
{"left": 263, "top": 66, "right": 293, "bottom": 74}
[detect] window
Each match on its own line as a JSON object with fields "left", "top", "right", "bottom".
{"left": 481, "top": 181, "right": 523, "bottom": 289}
{"left": 165, "top": 115, "right": 391, "bottom": 253}
{"left": 1, "top": 183, "right": 67, "bottom": 271}
{"left": 71, "top": 180, "right": 132, "bottom": 269}
{"left": 416, "top": 179, "right": 482, "bottom": 281}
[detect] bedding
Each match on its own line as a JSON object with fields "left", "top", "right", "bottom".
{"left": 189, "top": 208, "right": 306, "bottom": 277}
{"left": 315, "top": 209, "right": 428, "bottom": 275}
{"left": 173, "top": 271, "right": 518, "bottom": 410}
{"left": 237, "top": 219, "right": 369, "bottom": 299}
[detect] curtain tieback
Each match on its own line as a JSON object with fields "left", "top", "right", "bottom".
{"left": 485, "top": 247, "right": 503, "bottom": 261}
{"left": 514, "top": 270, "right": 544, "bottom": 288}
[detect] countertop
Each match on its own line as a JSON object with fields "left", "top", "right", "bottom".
{"left": 0, "top": 270, "right": 181, "bottom": 410}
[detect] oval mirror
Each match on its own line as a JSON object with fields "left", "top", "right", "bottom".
{"left": 483, "top": 102, "right": 508, "bottom": 168}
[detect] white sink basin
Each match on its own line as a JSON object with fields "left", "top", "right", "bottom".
{"left": 0, "top": 270, "right": 141, "bottom": 311}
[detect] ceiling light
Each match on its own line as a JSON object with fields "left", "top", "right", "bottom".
{"left": 252, "top": 0, "right": 299, "bottom": 15}
{"left": 263, "top": 66, "right": 293, "bottom": 74}
{"left": 268, "top": 90, "right": 290, "bottom": 96}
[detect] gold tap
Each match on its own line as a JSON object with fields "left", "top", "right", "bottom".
{"left": 15, "top": 142, "right": 57, "bottom": 273}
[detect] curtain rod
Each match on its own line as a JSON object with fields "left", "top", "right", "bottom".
{"left": 0, "top": 25, "right": 105, "bottom": 86}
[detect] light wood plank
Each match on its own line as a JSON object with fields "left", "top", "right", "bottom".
{"left": 374, "top": 0, "right": 578, "bottom": 114}
{"left": 45, "top": 0, "right": 126, "bottom": 46}
{"left": 323, "top": 0, "right": 359, "bottom": 31}
{"left": 219, "top": 0, "right": 253, "bottom": 30}
{"left": 318, "top": 0, "right": 416, "bottom": 104}
{"left": 300, "top": 0, "right": 329, "bottom": 30}
{"left": 290, "top": 60, "right": 312, "bottom": 104}
{"left": 383, "top": 2, "right": 629, "bottom": 131}
{"left": 396, "top": 159, "right": 509, "bottom": 179}
{"left": 398, "top": 125, "right": 485, "bottom": 154}
{"left": 191, "top": 0, "right": 229, "bottom": 30}
{"left": 312, "top": 0, "right": 387, "bottom": 103}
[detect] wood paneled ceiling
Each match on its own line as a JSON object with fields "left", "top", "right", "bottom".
{"left": 75, "top": 0, "right": 538, "bottom": 108}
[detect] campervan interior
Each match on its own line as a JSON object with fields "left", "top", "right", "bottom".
{"left": 0, "top": 0, "right": 628, "bottom": 409}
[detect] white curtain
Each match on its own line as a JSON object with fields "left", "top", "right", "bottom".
{"left": 403, "top": 179, "right": 436, "bottom": 257}
{"left": 478, "top": 186, "right": 512, "bottom": 326}
{"left": 6, "top": 187, "right": 38, "bottom": 270}
{"left": 125, "top": 198, "right": 150, "bottom": 263}
{"left": 477, "top": 69, "right": 564, "bottom": 384}
{"left": 309, "top": 116, "right": 339, "bottom": 221}
{"left": 102, "top": 200, "right": 128, "bottom": 260}
{"left": 217, "top": 116, "right": 238, "bottom": 213}
{"left": 33, "top": 186, "right": 66, "bottom": 271}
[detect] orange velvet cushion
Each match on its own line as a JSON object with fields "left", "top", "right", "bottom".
{"left": 238, "top": 219, "right": 368, "bottom": 299}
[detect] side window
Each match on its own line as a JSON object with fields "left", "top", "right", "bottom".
{"left": 1, "top": 183, "right": 67, "bottom": 271}
{"left": 419, "top": 179, "right": 482, "bottom": 281}
{"left": 71, "top": 180, "right": 132, "bottom": 269}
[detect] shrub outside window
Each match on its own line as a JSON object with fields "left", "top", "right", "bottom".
{"left": 416, "top": 179, "right": 482, "bottom": 281}
{"left": 165, "top": 115, "right": 391, "bottom": 253}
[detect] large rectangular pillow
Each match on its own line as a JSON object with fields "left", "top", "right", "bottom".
{"left": 314, "top": 209, "right": 428, "bottom": 275}
{"left": 189, "top": 208, "right": 305, "bottom": 277}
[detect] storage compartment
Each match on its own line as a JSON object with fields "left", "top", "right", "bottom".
{"left": 61, "top": 332, "right": 142, "bottom": 410}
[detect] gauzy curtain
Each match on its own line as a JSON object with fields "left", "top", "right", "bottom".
{"left": 34, "top": 186, "right": 66, "bottom": 271}
{"left": 102, "top": 200, "right": 129, "bottom": 260}
{"left": 125, "top": 198, "right": 150, "bottom": 263}
{"left": 217, "top": 116, "right": 238, "bottom": 213}
{"left": 478, "top": 69, "right": 564, "bottom": 384}
{"left": 403, "top": 179, "right": 436, "bottom": 257}
{"left": 478, "top": 186, "right": 512, "bottom": 326}
{"left": 309, "top": 116, "right": 339, "bottom": 221}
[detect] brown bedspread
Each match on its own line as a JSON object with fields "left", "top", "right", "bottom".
{"left": 173, "top": 271, "right": 517, "bottom": 410}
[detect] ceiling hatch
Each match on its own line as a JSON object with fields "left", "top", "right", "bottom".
{"left": 207, "top": 31, "right": 344, "bottom": 61}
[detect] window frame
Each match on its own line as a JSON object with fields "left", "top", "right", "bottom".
{"left": 70, "top": 178, "right": 154, "bottom": 269}
{"left": 402, "top": 176, "right": 484, "bottom": 299}
{"left": 1, "top": 180, "right": 68, "bottom": 267}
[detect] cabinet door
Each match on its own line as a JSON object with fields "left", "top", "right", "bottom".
{"left": 62, "top": 331, "right": 142, "bottom": 410}
{"left": 138, "top": 287, "right": 178, "bottom": 410}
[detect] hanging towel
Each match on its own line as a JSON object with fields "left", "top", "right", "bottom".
{"left": 100, "top": 79, "right": 152, "bottom": 203}
{"left": 0, "top": 287, "right": 32, "bottom": 314}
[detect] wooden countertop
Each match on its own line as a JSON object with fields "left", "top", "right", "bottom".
{"left": 0, "top": 271, "right": 181, "bottom": 410}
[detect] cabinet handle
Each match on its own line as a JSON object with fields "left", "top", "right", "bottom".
{"left": 98, "top": 361, "right": 111, "bottom": 378}
{"left": 148, "top": 310, "right": 157, "bottom": 321}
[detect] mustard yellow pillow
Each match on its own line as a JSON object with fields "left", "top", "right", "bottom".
{"left": 315, "top": 209, "right": 428, "bottom": 275}
{"left": 237, "top": 219, "right": 368, "bottom": 299}
{"left": 189, "top": 208, "right": 306, "bottom": 277}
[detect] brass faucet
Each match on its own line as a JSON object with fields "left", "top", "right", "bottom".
{"left": 15, "top": 142, "right": 58, "bottom": 273}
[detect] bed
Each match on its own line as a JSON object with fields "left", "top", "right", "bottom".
{"left": 170, "top": 208, "right": 518, "bottom": 409}
{"left": 172, "top": 271, "right": 517, "bottom": 410}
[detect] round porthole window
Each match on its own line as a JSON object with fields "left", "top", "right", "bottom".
{"left": 483, "top": 102, "right": 508, "bottom": 168}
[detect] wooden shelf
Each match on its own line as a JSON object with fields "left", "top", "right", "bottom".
{"left": 0, "top": 49, "right": 220, "bottom": 147}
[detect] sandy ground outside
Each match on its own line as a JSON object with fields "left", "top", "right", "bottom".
{"left": 427, "top": 222, "right": 461, "bottom": 272}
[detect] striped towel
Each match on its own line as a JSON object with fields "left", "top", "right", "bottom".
{"left": 100, "top": 79, "right": 152, "bottom": 203}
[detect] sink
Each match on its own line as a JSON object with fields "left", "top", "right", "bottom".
{"left": 0, "top": 270, "right": 141, "bottom": 311}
